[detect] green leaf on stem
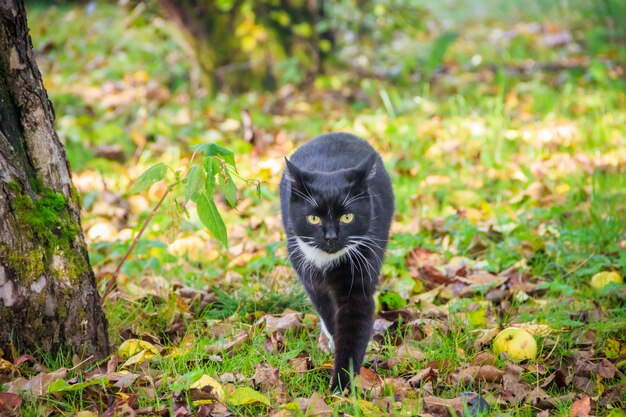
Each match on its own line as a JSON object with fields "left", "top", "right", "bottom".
{"left": 129, "top": 162, "right": 168, "bottom": 194}
{"left": 185, "top": 164, "right": 206, "bottom": 202}
{"left": 197, "top": 192, "right": 227, "bottom": 246}
{"left": 219, "top": 169, "right": 237, "bottom": 208}
{"left": 191, "top": 143, "right": 236, "bottom": 169}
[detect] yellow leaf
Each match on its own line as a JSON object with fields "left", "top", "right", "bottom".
{"left": 228, "top": 386, "right": 270, "bottom": 406}
{"left": 118, "top": 339, "right": 159, "bottom": 358}
{"left": 190, "top": 375, "right": 225, "bottom": 402}
{"left": 121, "top": 350, "right": 147, "bottom": 367}
{"left": 0, "top": 358, "right": 13, "bottom": 371}
{"left": 591, "top": 271, "right": 623, "bottom": 289}
{"left": 605, "top": 338, "right": 626, "bottom": 359}
{"left": 74, "top": 412, "right": 99, "bottom": 417}
{"left": 115, "top": 392, "right": 131, "bottom": 400}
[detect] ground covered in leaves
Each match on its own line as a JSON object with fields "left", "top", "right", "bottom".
{"left": 1, "top": 1, "right": 626, "bottom": 416}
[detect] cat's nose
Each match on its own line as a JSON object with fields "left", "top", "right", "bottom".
{"left": 324, "top": 229, "right": 338, "bottom": 244}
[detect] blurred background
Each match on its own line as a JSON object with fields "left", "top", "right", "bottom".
{"left": 25, "top": 0, "right": 625, "bottom": 316}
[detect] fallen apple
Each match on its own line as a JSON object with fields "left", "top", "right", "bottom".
{"left": 493, "top": 327, "right": 537, "bottom": 361}
{"left": 590, "top": 271, "right": 623, "bottom": 289}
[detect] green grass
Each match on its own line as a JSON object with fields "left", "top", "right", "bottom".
{"left": 5, "top": 1, "right": 626, "bottom": 416}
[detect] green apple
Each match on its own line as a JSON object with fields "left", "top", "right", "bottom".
{"left": 493, "top": 327, "right": 537, "bottom": 361}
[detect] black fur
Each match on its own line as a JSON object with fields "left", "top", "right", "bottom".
{"left": 279, "top": 132, "right": 394, "bottom": 391}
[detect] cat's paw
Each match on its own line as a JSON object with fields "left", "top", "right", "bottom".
{"left": 329, "top": 373, "right": 351, "bottom": 395}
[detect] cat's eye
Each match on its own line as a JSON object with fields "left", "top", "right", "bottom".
{"left": 340, "top": 213, "right": 354, "bottom": 224}
{"left": 306, "top": 215, "right": 321, "bottom": 225}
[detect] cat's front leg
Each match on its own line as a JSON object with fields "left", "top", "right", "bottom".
{"left": 330, "top": 293, "right": 375, "bottom": 392}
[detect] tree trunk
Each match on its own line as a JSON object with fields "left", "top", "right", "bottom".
{"left": 158, "top": 0, "right": 330, "bottom": 93}
{"left": 0, "top": 0, "right": 109, "bottom": 360}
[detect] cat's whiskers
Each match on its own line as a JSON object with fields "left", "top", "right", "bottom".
{"left": 347, "top": 244, "right": 377, "bottom": 292}
{"left": 348, "top": 237, "right": 384, "bottom": 266}
{"left": 347, "top": 247, "right": 356, "bottom": 296}
{"left": 343, "top": 192, "right": 380, "bottom": 207}
{"left": 291, "top": 188, "right": 319, "bottom": 208}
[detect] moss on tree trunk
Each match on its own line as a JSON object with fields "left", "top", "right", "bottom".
{"left": 0, "top": 0, "right": 109, "bottom": 360}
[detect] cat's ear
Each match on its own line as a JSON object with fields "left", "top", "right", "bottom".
{"left": 350, "top": 153, "right": 377, "bottom": 186}
{"left": 285, "top": 158, "right": 307, "bottom": 192}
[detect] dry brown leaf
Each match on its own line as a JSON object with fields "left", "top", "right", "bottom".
{"left": 0, "top": 393, "right": 22, "bottom": 416}
{"left": 573, "top": 374, "right": 598, "bottom": 397}
{"left": 7, "top": 367, "right": 68, "bottom": 396}
{"left": 458, "top": 365, "right": 503, "bottom": 384}
{"left": 596, "top": 358, "right": 617, "bottom": 379}
{"left": 290, "top": 356, "right": 312, "bottom": 374}
{"left": 408, "top": 367, "right": 437, "bottom": 387}
{"left": 422, "top": 396, "right": 453, "bottom": 417}
{"left": 456, "top": 272, "right": 505, "bottom": 286}
{"left": 472, "top": 351, "right": 496, "bottom": 366}
{"left": 418, "top": 265, "right": 452, "bottom": 285}
{"left": 262, "top": 311, "right": 303, "bottom": 333}
{"left": 473, "top": 327, "right": 500, "bottom": 350}
{"left": 204, "top": 332, "right": 248, "bottom": 355}
{"left": 358, "top": 367, "right": 383, "bottom": 391}
{"left": 569, "top": 396, "right": 591, "bottom": 417}
{"left": 397, "top": 344, "right": 427, "bottom": 361}
{"left": 406, "top": 247, "right": 444, "bottom": 268}
{"left": 502, "top": 364, "right": 531, "bottom": 406}
{"left": 253, "top": 362, "right": 288, "bottom": 403}
{"left": 295, "top": 392, "right": 332, "bottom": 417}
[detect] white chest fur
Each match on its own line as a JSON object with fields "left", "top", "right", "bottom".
{"left": 295, "top": 237, "right": 350, "bottom": 270}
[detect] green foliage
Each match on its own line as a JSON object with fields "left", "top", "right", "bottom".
{"left": 129, "top": 163, "right": 169, "bottom": 194}
{"left": 197, "top": 192, "right": 228, "bottom": 247}
{"left": 128, "top": 144, "right": 241, "bottom": 247}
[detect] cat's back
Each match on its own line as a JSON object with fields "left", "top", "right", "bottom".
{"left": 290, "top": 132, "right": 375, "bottom": 172}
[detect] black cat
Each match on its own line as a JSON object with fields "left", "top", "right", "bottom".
{"left": 279, "top": 132, "right": 394, "bottom": 391}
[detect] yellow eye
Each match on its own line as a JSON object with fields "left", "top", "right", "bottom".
{"left": 340, "top": 213, "right": 354, "bottom": 224}
{"left": 306, "top": 215, "right": 321, "bottom": 225}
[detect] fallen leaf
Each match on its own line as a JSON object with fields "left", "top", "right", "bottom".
{"left": 204, "top": 332, "right": 249, "bottom": 355}
{"left": 502, "top": 364, "right": 531, "bottom": 406}
{"left": 418, "top": 265, "right": 452, "bottom": 285}
{"left": 294, "top": 392, "right": 332, "bottom": 417}
{"left": 569, "top": 396, "right": 591, "bottom": 417}
{"left": 596, "top": 358, "right": 617, "bottom": 379}
{"left": 118, "top": 339, "right": 160, "bottom": 359}
{"left": 457, "top": 365, "right": 503, "bottom": 384}
{"left": 47, "top": 377, "right": 109, "bottom": 393}
{"left": 290, "top": 356, "right": 312, "bottom": 374}
{"left": 189, "top": 375, "right": 226, "bottom": 402}
{"left": 75, "top": 411, "right": 99, "bottom": 417}
{"left": 263, "top": 311, "right": 303, "bottom": 333}
{"left": 397, "top": 344, "right": 428, "bottom": 362}
{"left": 0, "top": 393, "right": 22, "bottom": 414}
{"left": 456, "top": 272, "right": 505, "bottom": 286}
{"left": 358, "top": 367, "right": 383, "bottom": 391}
{"left": 408, "top": 367, "right": 437, "bottom": 387}
{"left": 228, "top": 386, "right": 270, "bottom": 406}
{"left": 253, "top": 362, "right": 288, "bottom": 402}
{"left": 472, "top": 351, "right": 496, "bottom": 366}
{"left": 8, "top": 368, "right": 68, "bottom": 396}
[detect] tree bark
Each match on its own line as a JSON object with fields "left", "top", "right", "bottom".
{"left": 0, "top": 0, "right": 109, "bottom": 359}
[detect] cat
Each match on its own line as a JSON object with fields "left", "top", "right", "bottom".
{"left": 279, "top": 132, "right": 394, "bottom": 391}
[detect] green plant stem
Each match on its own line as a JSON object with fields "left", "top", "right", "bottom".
{"left": 101, "top": 181, "right": 179, "bottom": 303}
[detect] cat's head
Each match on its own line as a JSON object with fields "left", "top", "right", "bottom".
{"left": 285, "top": 155, "right": 376, "bottom": 254}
